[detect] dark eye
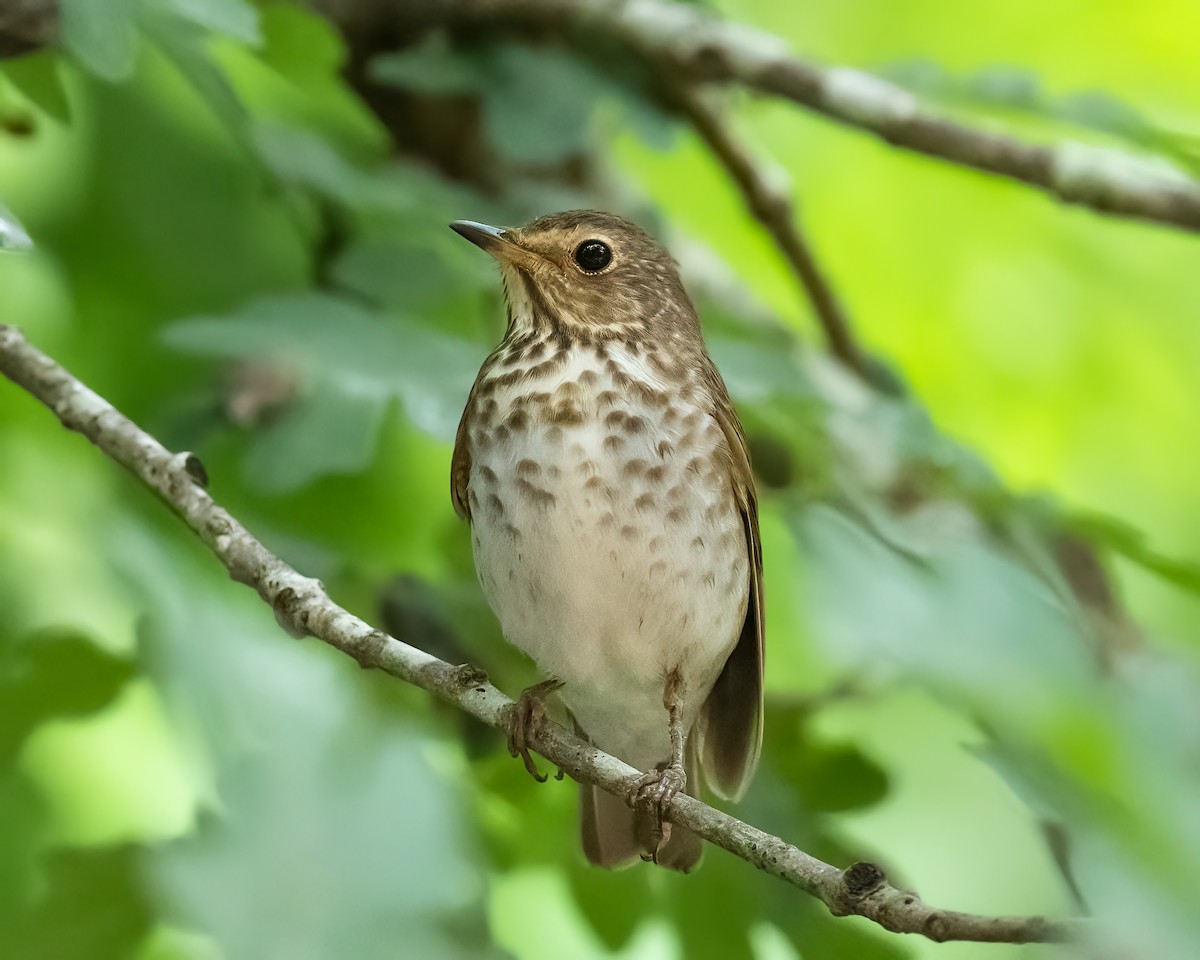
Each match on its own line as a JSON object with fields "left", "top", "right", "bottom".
{"left": 574, "top": 239, "right": 612, "bottom": 273}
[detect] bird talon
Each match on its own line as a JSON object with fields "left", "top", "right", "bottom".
{"left": 630, "top": 759, "right": 687, "bottom": 862}
{"left": 632, "top": 760, "right": 686, "bottom": 811}
{"left": 505, "top": 680, "right": 562, "bottom": 783}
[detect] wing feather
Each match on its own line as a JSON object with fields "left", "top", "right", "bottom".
{"left": 698, "top": 360, "right": 764, "bottom": 802}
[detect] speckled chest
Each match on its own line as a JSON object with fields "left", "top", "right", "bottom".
{"left": 464, "top": 337, "right": 749, "bottom": 708}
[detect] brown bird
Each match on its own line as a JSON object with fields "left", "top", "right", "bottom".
{"left": 449, "top": 210, "right": 763, "bottom": 871}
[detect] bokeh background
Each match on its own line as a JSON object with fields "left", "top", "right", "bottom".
{"left": 2, "top": 1, "right": 1200, "bottom": 958}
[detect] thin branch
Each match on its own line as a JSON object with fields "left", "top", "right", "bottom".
{"left": 394, "top": 0, "right": 1200, "bottom": 234}
{"left": 0, "top": 323, "right": 1084, "bottom": 945}
{"left": 672, "top": 85, "right": 868, "bottom": 377}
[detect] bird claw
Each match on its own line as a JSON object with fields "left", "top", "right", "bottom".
{"left": 629, "top": 761, "right": 687, "bottom": 862}
{"left": 505, "top": 680, "right": 562, "bottom": 783}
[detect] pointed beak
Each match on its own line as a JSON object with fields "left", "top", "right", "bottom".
{"left": 450, "top": 219, "right": 507, "bottom": 251}
{"left": 450, "top": 219, "right": 547, "bottom": 273}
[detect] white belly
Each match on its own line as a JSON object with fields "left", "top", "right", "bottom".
{"left": 467, "top": 344, "right": 749, "bottom": 770}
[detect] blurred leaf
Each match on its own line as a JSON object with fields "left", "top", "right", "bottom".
{"left": 155, "top": 0, "right": 261, "bottom": 45}
{"left": 0, "top": 768, "right": 46, "bottom": 937}
{"left": 790, "top": 503, "right": 1094, "bottom": 720}
{"left": 966, "top": 64, "right": 1042, "bottom": 109}
{"left": 1, "top": 52, "right": 70, "bottom": 124}
{"left": 368, "top": 36, "right": 483, "bottom": 95}
{"left": 481, "top": 44, "right": 599, "bottom": 164}
{"left": 219, "top": 6, "right": 387, "bottom": 158}
{"left": 330, "top": 235, "right": 476, "bottom": 311}
{"left": 257, "top": 4, "right": 347, "bottom": 82}
{"left": 10, "top": 845, "right": 154, "bottom": 960}
{"left": 763, "top": 705, "right": 890, "bottom": 813}
{"left": 669, "top": 858, "right": 756, "bottom": 960}
{"left": 144, "top": 8, "right": 249, "bottom": 142}
{"left": 252, "top": 122, "right": 407, "bottom": 213}
{"left": 114, "top": 528, "right": 501, "bottom": 960}
{"left": 59, "top": 0, "right": 139, "bottom": 81}
{"left": 328, "top": 231, "right": 498, "bottom": 342}
{"left": 0, "top": 628, "right": 135, "bottom": 763}
{"left": 1067, "top": 511, "right": 1200, "bottom": 595}
{"left": 373, "top": 40, "right": 603, "bottom": 163}
{"left": 565, "top": 857, "right": 652, "bottom": 950}
{"left": 163, "top": 292, "right": 480, "bottom": 487}
{"left": 1054, "top": 89, "right": 1152, "bottom": 141}
{"left": 241, "top": 380, "right": 387, "bottom": 493}
{"left": 873, "top": 58, "right": 951, "bottom": 97}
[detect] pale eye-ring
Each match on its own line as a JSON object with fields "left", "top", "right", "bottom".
{"left": 574, "top": 239, "right": 612, "bottom": 273}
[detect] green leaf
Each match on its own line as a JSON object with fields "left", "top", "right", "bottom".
{"left": 565, "top": 856, "right": 651, "bottom": 950}
{"left": 251, "top": 123, "right": 407, "bottom": 212}
{"left": 143, "top": 9, "right": 249, "bottom": 142}
{"left": 122, "top": 547, "right": 501, "bottom": 960}
{"left": 1066, "top": 511, "right": 1200, "bottom": 595}
{"left": 0, "top": 628, "right": 135, "bottom": 763}
{"left": 1054, "top": 90, "right": 1152, "bottom": 142}
{"left": 163, "top": 293, "right": 482, "bottom": 488}
{"left": 368, "top": 37, "right": 485, "bottom": 95}
{"left": 1, "top": 53, "right": 71, "bottom": 123}
{"left": 242, "top": 381, "right": 387, "bottom": 493}
{"left": 330, "top": 233, "right": 493, "bottom": 314}
{"left": 155, "top": 0, "right": 261, "bottom": 45}
{"left": 966, "top": 64, "right": 1043, "bottom": 110}
{"left": 371, "top": 40, "right": 603, "bottom": 163}
{"left": 8, "top": 846, "right": 154, "bottom": 959}
{"left": 258, "top": 3, "right": 347, "bottom": 81}
{"left": 482, "top": 44, "right": 599, "bottom": 164}
{"left": 789, "top": 504, "right": 1095, "bottom": 719}
{"left": 59, "top": 0, "right": 139, "bottom": 81}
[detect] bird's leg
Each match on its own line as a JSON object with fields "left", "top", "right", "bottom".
{"left": 630, "top": 668, "right": 688, "bottom": 861}
{"left": 506, "top": 678, "right": 565, "bottom": 782}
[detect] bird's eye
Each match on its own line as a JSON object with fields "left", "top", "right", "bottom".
{"left": 574, "top": 239, "right": 612, "bottom": 273}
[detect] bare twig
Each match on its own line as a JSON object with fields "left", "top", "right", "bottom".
{"left": 387, "top": 0, "right": 1200, "bottom": 234}
{"left": 0, "top": 323, "right": 1084, "bottom": 944}
{"left": 672, "top": 85, "right": 868, "bottom": 377}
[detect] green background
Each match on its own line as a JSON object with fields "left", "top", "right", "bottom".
{"left": 2, "top": 1, "right": 1199, "bottom": 957}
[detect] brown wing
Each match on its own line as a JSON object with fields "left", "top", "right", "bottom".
{"left": 451, "top": 357, "right": 496, "bottom": 522}
{"left": 699, "top": 360, "right": 764, "bottom": 802}
{"left": 450, "top": 399, "right": 473, "bottom": 522}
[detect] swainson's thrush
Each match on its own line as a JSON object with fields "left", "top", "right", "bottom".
{"left": 450, "top": 211, "right": 763, "bottom": 870}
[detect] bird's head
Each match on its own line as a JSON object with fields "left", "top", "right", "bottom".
{"left": 450, "top": 210, "right": 700, "bottom": 343}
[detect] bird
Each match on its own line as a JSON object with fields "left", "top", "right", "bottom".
{"left": 449, "top": 210, "right": 763, "bottom": 871}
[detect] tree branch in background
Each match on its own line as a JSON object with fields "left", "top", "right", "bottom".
{"left": 6, "top": 0, "right": 1200, "bottom": 232}
{"left": 390, "top": 0, "right": 1200, "bottom": 234}
{"left": 0, "top": 0, "right": 57, "bottom": 58}
{"left": 0, "top": 323, "right": 1086, "bottom": 944}
{"left": 672, "top": 85, "right": 868, "bottom": 378}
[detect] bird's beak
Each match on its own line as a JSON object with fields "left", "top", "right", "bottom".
{"left": 450, "top": 220, "right": 547, "bottom": 273}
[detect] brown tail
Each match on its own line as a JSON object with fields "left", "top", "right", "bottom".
{"left": 579, "top": 739, "right": 703, "bottom": 871}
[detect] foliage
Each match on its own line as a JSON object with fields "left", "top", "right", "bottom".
{"left": 2, "top": 1, "right": 1200, "bottom": 958}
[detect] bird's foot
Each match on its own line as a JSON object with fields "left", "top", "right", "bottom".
{"left": 506, "top": 679, "right": 564, "bottom": 783}
{"left": 630, "top": 760, "right": 687, "bottom": 862}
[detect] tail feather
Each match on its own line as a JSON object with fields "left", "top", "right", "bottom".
{"left": 579, "top": 737, "right": 703, "bottom": 872}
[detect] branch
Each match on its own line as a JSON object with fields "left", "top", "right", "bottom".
{"left": 0, "top": 323, "right": 1084, "bottom": 945}
{"left": 395, "top": 0, "right": 1200, "bottom": 234}
{"left": 0, "top": 0, "right": 57, "bottom": 58}
{"left": 672, "top": 85, "right": 868, "bottom": 378}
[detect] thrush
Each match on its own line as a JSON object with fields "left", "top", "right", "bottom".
{"left": 449, "top": 210, "right": 763, "bottom": 871}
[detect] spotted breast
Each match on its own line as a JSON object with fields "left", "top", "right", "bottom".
{"left": 468, "top": 333, "right": 747, "bottom": 760}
